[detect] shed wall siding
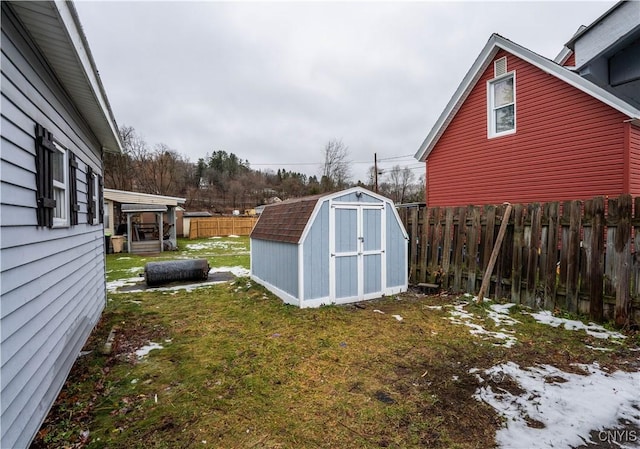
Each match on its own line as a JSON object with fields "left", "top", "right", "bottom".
{"left": 303, "top": 201, "right": 329, "bottom": 300}
{"left": 426, "top": 50, "right": 628, "bottom": 207}
{"left": 629, "top": 124, "right": 640, "bottom": 196}
{"left": 386, "top": 207, "right": 407, "bottom": 288}
{"left": 1, "top": 8, "right": 106, "bottom": 449}
{"left": 251, "top": 239, "right": 299, "bottom": 298}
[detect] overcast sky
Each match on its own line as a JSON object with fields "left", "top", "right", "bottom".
{"left": 75, "top": 1, "right": 613, "bottom": 182}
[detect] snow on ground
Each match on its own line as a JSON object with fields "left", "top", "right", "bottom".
{"left": 184, "top": 239, "right": 247, "bottom": 252}
{"left": 447, "top": 302, "right": 519, "bottom": 348}
{"left": 211, "top": 266, "right": 249, "bottom": 277}
{"left": 474, "top": 362, "right": 640, "bottom": 449}
{"left": 135, "top": 342, "right": 163, "bottom": 358}
{"left": 529, "top": 310, "right": 626, "bottom": 340}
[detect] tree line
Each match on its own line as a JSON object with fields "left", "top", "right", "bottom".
{"left": 104, "top": 126, "right": 425, "bottom": 213}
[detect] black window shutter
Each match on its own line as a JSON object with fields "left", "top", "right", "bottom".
{"left": 98, "top": 174, "right": 104, "bottom": 224}
{"left": 86, "top": 166, "right": 95, "bottom": 224}
{"left": 69, "top": 152, "right": 79, "bottom": 225}
{"left": 35, "top": 124, "right": 56, "bottom": 227}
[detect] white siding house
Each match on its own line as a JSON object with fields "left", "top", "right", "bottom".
{"left": 1, "top": 2, "right": 122, "bottom": 447}
{"left": 250, "top": 187, "right": 409, "bottom": 308}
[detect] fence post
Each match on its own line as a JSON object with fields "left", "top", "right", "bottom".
{"left": 543, "top": 202, "right": 559, "bottom": 310}
{"left": 452, "top": 207, "right": 467, "bottom": 292}
{"left": 633, "top": 197, "right": 640, "bottom": 303}
{"left": 566, "top": 200, "right": 582, "bottom": 314}
{"left": 525, "top": 203, "right": 541, "bottom": 307}
{"left": 511, "top": 204, "right": 524, "bottom": 304}
{"left": 467, "top": 206, "right": 481, "bottom": 293}
{"left": 588, "top": 196, "right": 605, "bottom": 321}
{"left": 442, "top": 208, "right": 454, "bottom": 289}
{"left": 614, "top": 194, "right": 632, "bottom": 328}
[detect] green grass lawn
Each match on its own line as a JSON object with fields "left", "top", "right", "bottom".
{"left": 32, "top": 236, "right": 639, "bottom": 449}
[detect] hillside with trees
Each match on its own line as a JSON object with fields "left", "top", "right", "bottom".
{"left": 104, "top": 126, "right": 424, "bottom": 213}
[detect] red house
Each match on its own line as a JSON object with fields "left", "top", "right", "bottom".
{"left": 415, "top": 2, "right": 640, "bottom": 207}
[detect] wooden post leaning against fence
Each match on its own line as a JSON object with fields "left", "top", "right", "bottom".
{"left": 477, "top": 203, "right": 512, "bottom": 303}
{"left": 614, "top": 194, "right": 632, "bottom": 328}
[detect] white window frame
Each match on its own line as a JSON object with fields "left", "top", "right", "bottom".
{"left": 487, "top": 71, "right": 516, "bottom": 138}
{"left": 92, "top": 172, "right": 100, "bottom": 225}
{"left": 52, "top": 142, "right": 69, "bottom": 227}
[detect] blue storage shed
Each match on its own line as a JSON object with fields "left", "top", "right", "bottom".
{"left": 250, "top": 187, "right": 408, "bottom": 308}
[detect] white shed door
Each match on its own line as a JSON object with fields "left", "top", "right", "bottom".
{"left": 332, "top": 205, "right": 384, "bottom": 301}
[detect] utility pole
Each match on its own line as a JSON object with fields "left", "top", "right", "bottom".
{"left": 374, "top": 152, "right": 378, "bottom": 193}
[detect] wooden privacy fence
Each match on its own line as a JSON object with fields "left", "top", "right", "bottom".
{"left": 398, "top": 194, "right": 639, "bottom": 326}
{"left": 189, "top": 217, "right": 258, "bottom": 239}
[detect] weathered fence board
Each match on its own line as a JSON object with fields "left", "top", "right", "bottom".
{"left": 400, "top": 194, "right": 640, "bottom": 326}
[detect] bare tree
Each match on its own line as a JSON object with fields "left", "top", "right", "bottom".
{"left": 321, "top": 139, "right": 351, "bottom": 192}
{"left": 385, "top": 164, "right": 415, "bottom": 204}
{"left": 104, "top": 125, "right": 148, "bottom": 191}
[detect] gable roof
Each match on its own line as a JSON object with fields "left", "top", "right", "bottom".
{"left": 250, "top": 193, "right": 325, "bottom": 243}
{"left": 415, "top": 33, "right": 640, "bottom": 162}
{"left": 8, "top": 1, "right": 122, "bottom": 153}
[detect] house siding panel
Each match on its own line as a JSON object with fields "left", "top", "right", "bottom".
{"left": 1, "top": 7, "right": 107, "bottom": 449}
{"left": 303, "top": 201, "right": 329, "bottom": 300}
{"left": 426, "top": 50, "right": 628, "bottom": 206}
{"left": 629, "top": 124, "right": 640, "bottom": 195}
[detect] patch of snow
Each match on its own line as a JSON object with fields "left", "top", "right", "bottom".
{"left": 488, "top": 303, "right": 521, "bottom": 327}
{"left": 106, "top": 276, "right": 142, "bottom": 293}
{"left": 373, "top": 310, "right": 385, "bottom": 314}
{"left": 475, "top": 362, "right": 640, "bottom": 449}
{"left": 392, "top": 315, "right": 403, "bottom": 321}
{"left": 184, "top": 239, "right": 246, "bottom": 251}
{"left": 135, "top": 342, "right": 163, "bottom": 358}
{"left": 585, "top": 345, "right": 614, "bottom": 352}
{"left": 448, "top": 303, "right": 518, "bottom": 348}
{"left": 424, "top": 305, "right": 443, "bottom": 310}
{"left": 117, "top": 257, "right": 133, "bottom": 260}
{"left": 529, "top": 310, "right": 626, "bottom": 340}
{"left": 228, "top": 235, "right": 239, "bottom": 238}
{"left": 210, "top": 266, "right": 250, "bottom": 277}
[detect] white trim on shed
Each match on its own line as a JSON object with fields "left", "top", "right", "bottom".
{"left": 250, "top": 187, "right": 409, "bottom": 308}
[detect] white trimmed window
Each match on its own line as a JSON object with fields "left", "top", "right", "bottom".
{"left": 488, "top": 72, "right": 516, "bottom": 137}
{"left": 91, "top": 173, "right": 100, "bottom": 225}
{"left": 52, "top": 142, "right": 68, "bottom": 226}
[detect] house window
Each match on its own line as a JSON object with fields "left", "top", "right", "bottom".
{"left": 488, "top": 72, "right": 516, "bottom": 137}
{"left": 92, "top": 173, "right": 100, "bottom": 225}
{"left": 52, "top": 142, "right": 69, "bottom": 226}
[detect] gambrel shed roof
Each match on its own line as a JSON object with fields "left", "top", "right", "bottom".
{"left": 250, "top": 193, "right": 325, "bottom": 243}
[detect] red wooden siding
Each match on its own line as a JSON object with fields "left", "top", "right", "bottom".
{"left": 562, "top": 52, "right": 575, "bottom": 67}
{"left": 426, "top": 50, "right": 627, "bottom": 207}
{"left": 629, "top": 123, "right": 640, "bottom": 196}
